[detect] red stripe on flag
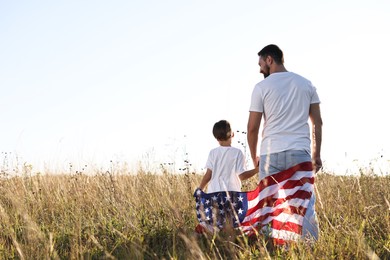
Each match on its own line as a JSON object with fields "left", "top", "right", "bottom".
{"left": 273, "top": 238, "right": 288, "bottom": 245}
{"left": 257, "top": 162, "right": 313, "bottom": 191}
{"left": 240, "top": 204, "right": 308, "bottom": 227}
{"left": 271, "top": 219, "right": 302, "bottom": 234}
{"left": 246, "top": 162, "right": 312, "bottom": 201}
{"left": 273, "top": 190, "right": 312, "bottom": 207}
{"left": 245, "top": 178, "right": 313, "bottom": 216}
{"left": 246, "top": 185, "right": 261, "bottom": 201}
{"left": 245, "top": 195, "right": 273, "bottom": 216}
{"left": 278, "top": 177, "right": 314, "bottom": 190}
{"left": 269, "top": 205, "right": 308, "bottom": 218}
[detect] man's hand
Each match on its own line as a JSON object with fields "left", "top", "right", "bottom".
{"left": 247, "top": 111, "right": 262, "bottom": 168}
{"left": 313, "top": 156, "right": 322, "bottom": 173}
{"left": 254, "top": 156, "right": 260, "bottom": 168}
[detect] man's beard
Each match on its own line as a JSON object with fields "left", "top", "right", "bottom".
{"left": 261, "top": 65, "right": 270, "bottom": 78}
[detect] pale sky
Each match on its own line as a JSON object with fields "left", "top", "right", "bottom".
{"left": 1, "top": 0, "right": 389, "bottom": 174}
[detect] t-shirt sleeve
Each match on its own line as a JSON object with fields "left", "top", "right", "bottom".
{"left": 205, "top": 150, "right": 213, "bottom": 170}
{"left": 236, "top": 150, "right": 246, "bottom": 174}
{"left": 249, "top": 84, "right": 263, "bottom": 112}
{"left": 310, "top": 82, "right": 321, "bottom": 104}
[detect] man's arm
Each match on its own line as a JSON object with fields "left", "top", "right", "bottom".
{"left": 247, "top": 111, "right": 262, "bottom": 167}
{"left": 309, "top": 103, "right": 323, "bottom": 172}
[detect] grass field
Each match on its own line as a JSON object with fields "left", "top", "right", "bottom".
{"left": 0, "top": 167, "right": 389, "bottom": 259}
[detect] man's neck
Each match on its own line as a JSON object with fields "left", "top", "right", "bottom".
{"left": 271, "top": 65, "right": 288, "bottom": 74}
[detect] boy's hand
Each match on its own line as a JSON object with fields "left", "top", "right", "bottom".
{"left": 239, "top": 167, "right": 259, "bottom": 181}
{"left": 193, "top": 187, "right": 202, "bottom": 197}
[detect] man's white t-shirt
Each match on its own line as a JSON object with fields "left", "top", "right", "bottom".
{"left": 249, "top": 72, "right": 320, "bottom": 155}
{"left": 205, "top": 146, "right": 245, "bottom": 193}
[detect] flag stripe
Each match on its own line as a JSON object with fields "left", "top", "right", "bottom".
{"left": 268, "top": 228, "right": 302, "bottom": 242}
{"left": 246, "top": 178, "right": 313, "bottom": 216}
{"left": 241, "top": 204, "right": 308, "bottom": 227}
{"left": 254, "top": 162, "right": 313, "bottom": 194}
{"left": 270, "top": 219, "right": 302, "bottom": 234}
{"left": 247, "top": 171, "right": 313, "bottom": 205}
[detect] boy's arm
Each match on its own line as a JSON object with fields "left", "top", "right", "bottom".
{"left": 198, "top": 168, "right": 212, "bottom": 190}
{"left": 239, "top": 167, "right": 259, "bottom": 181}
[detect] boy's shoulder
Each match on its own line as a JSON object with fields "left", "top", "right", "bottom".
{"left": 229, "top": 146, "right": 243, "bottom": 152}
{"left": 210, "top": 146, "right": 243, "bottom": 153}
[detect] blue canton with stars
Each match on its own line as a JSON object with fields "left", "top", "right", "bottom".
{"left": 194, "top": 188, "right": 249, "bottom": 229}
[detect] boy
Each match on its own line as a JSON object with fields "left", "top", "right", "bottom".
{"left": 198, "top": 120, "right": 258, "bottom": 192}
{"left": 194, "top": 120, "right": 258, "bottom": 234}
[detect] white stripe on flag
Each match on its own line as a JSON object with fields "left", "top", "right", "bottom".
{"left": 272, "top": 182, "right": 313, "bottom": 199}
{"left": 264, "top": 227, "right": 302, "bottom": 241}
{"left": 243, "top": 197, "right": 310, "bottom": 223}
{"left": 272, "top": 212, "right": 304, "bottom": 225}
{"left": 248, "top": 175, "right": 313, "bottom": 209}
{"left": 248, "top": 170, "right": 312, "bottom": 208}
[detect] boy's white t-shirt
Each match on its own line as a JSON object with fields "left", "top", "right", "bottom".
{"left": 249, "top": 72, "right": 320, "bottom": 155}
{"left": 205, "top": 146, "right": 245, "bottom": 193}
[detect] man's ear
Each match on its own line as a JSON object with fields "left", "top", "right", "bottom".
{"left": 231, "top": 132, "right": 235, "bottom": 138}
{"left": 266, "top": 55, "right": 273, "bottom": 65}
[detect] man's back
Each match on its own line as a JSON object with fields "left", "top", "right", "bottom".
{"left": 249, "top": 72, "right": 320, "bottom": 155}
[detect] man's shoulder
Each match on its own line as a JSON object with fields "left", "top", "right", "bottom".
{"left": 289, "top": 72, "right": 312, "bottom": 83}
{"left": 256, "top": 72, "right": 303, "bottom": 85}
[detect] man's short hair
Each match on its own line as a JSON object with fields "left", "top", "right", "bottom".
{"left": 258, "top": 44, "right": 284, "bottom": 64}
{"left": 213, "top": 120, "right": 232, "bottom": 141}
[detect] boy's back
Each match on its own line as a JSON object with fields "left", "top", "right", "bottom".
{"left": 206, "top": 146, "right": 245, "bottom": 193}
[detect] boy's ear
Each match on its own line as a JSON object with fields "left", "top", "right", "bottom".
{"left": 231, "top": 132, "right": 235, "bottom": 138}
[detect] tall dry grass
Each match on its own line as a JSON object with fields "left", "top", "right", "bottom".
{"left": 0, "top": 167, "right": 389, "bottom": 259}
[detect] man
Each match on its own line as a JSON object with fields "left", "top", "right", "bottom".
{"left": 247, "top": 44, "right": 323, "bottom": 241}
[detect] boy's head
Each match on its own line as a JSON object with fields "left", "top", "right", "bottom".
{"left": 213, "top": 120, "right": 232, "bottom": 141}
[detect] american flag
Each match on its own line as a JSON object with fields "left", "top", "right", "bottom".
{"left": 194, "top": 161, "right": 314, "bottom": 245}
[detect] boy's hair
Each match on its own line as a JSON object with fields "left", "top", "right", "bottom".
{"left": 257, "top": 44, "right": 284, "bottom": 65}
{"left": 213, "top": 120, "right": 232, "bottom": 141}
